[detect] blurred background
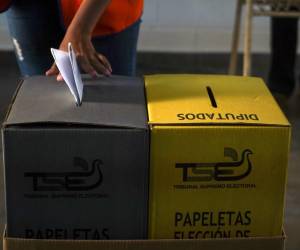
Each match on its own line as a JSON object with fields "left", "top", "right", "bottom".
{"left": 0, "top": 0, "right": 274, "bottom": 52}
{"left": 0, "top": 1, "right": 299, "bottom": 250}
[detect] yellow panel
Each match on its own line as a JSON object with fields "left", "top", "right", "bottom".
{"left": 145, "top": 75, "right": 289, "bottom": 126}
{"left": 148, "top": 125, "right": 290, "bottom": 239}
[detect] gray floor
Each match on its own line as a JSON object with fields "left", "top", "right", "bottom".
{"left": 0, "top": 52, "right": 299, "bottom": 250}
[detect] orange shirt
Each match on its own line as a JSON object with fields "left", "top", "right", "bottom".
{"left": 60, "top": 0, "right": 143, "bottom": 37}
{"left": 0, "top": 0, "right": 11, "bottom": 13}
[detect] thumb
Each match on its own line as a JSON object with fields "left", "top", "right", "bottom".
{"left": 46, "top": 63, "right": 59, "bottom": 76}
{"left": 57, "top": 73, "right": 64, "bottom": 82}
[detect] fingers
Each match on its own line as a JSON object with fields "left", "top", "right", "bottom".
{"left": 89, "top": 55, "right": 111, "bottom": 76}
{"left": 57, "top": 74, "right": 64, "bottom": 81}
{"left": 45, "top": 63, "right": 59, "bottom": 76}
{"left": 46, "top": 53, "right": 113, "bottom": 81}
{"left": 46, "top": 63, "right": 64, "bottom": 82}
{"left": 76, "top": 54, "right": 97, "bottom": 77}
{"left": 96, "top": 53, "right": 112, "bottom": 73}
{"left": 87, "top": 52, "right": 112, "bottom": 76}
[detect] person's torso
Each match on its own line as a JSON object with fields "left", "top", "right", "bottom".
{"left": 60, "top": 0, "right": 143, "bottom": 37}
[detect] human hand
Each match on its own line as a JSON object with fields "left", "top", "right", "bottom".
{"left": 46, "top": 30, "right": 112, "bottom": 81}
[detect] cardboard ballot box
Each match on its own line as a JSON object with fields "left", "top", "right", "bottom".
{"left": 2, "top": 75, "right": 149, "bottom": 239}
{"left": 2, "top": 230, "right": 285, "bottom": 250}
{"left": 145, "top": 75, "right": 290, "bottom": 239}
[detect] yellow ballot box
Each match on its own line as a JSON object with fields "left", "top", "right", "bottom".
{"left": 145, "top": 75, "right": 290, "bottom": 239}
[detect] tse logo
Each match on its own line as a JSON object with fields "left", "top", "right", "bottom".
{"left": 24, "top": 157, "right": 103, "bottom": 191}
{"left": 176, "top": 148, "right": 253, "bottom": 182}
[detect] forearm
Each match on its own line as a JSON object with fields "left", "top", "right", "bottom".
{"left": 68, "top": 0, "right": 111, "bottom": 37}
{"left": 47, "top": 0, "right": 112, "bottom": 77}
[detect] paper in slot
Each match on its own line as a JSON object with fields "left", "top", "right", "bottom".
{"left": 51, "top": 43, "right": 83, "bottom": 106}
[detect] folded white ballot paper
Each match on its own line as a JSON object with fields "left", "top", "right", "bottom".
{"left": 51, "top": 43, "right": 84, "bottom": 106}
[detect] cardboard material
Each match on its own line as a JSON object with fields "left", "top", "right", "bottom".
{"left": 5, "top": 75, "right": 147, "bottom": 128}
{"left": 145, "top": 75, "right": 290, "bottom": 239}
{"left": 2, "top": 75, "right": 149, "bottom": 239}
{"left": 2, "top": 232, "right": 285, "bottom": 250}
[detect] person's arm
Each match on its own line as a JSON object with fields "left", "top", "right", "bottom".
{"left": 46, "top": 0, "right": 112, "bottom": 80}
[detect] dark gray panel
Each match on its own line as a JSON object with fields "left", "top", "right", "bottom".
{"left": 5, "top": 75, "right": 147, "bottom": 129}
{"left": 3, "top": 127, "right": 149, "bottom": 239}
